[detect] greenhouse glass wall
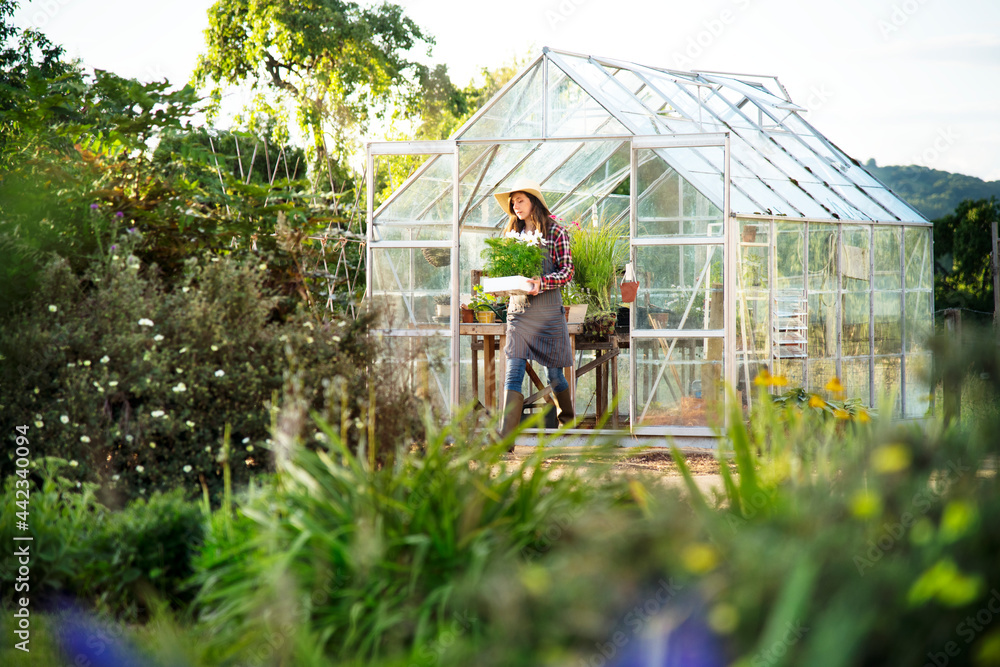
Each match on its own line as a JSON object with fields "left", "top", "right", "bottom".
{"left": 365, "top": 47, "right": 933, "bottom": 437}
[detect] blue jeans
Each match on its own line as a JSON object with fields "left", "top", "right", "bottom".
{"left": 505, "top": 358, "right": 568, "bottom": 394}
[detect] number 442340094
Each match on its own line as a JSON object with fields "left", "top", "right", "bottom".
{"left": 14, "top": 425, "right": 31, "bottom": 525}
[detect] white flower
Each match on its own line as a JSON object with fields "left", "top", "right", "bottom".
{"left": 211, "top": 345, "right": 219, "bottom": 351}
{"left": 183, "top": 465, "right": 193, "bottom": 473}
{"left": 331, "top": 335, "right": 341, "bottom": 343}
{"left": 151, "top": 409, "right": 165, "bottom": 418}
{"left": 242, "top": 437, "right": 250, "bottom": 443}
{"left": 306, "top": 336, "right": 314, "bottom": 344}
{"left": 100, "top": 355, "right": 110, "bottom": 364}
{"left": 34, "top": 421, "right": 43, "bottom": 428}
{"left": 67, "top": 362, "right": 76, "bottom": 368}
{"left": 204, "top": 446, "right": 211, "bottom": 452}
{"left": 126, "top": 435, "right": 133, "bottom": 442}
{"left": 182, "top": 286, "right": 190, "bottom": 293}
{"left": 112, "top": 474, "right": 120, "bottom": 481}
{"left": 179, "top": 348, "right": 188, "bottom": 354}
{"left": 215, "top": 370, "right": 225, "bottom": 377}
{"left": 82, "top": 360, "right": 91, "bottom": 366}
{"left": 136, "top": 465, "right": 144, "bottom": 473}
{"left": 176, "top": 368, "right": 184, "bottom": 374}
{"left": 172, "top": 382, "right": 187, "bottom": 393}
{"left": 69, "top": 460, "right": 78, "bottom": 467}
{"left": 303, "top": 321, "right": 313, "bottom": 329}
{"left": 48, "top": 304, "right": 58, "bottom": 312}
{"left": 337, "top": 320, "right": 347, "bottom": 327}
{"left": 258, "top": 263, "right": 267, "bottom": 271}
{"left": 153, "top": 334, "right": 164, "bottom": 342}
{"left": 60, "top": 415, "right": 69, "bottom": 424}
{"left": 138, "top": 318, "right": 154, "bottom": 327}
{"left": 108, "top": 380, "right": 118, "bottom": 387}
{"left": 186, "top": 420, "right": 195, "bottom": 428}
{"left": 149, "top": 442, "right": 156, "bottom": 449}
{"left": 80, "top": 435, "right": 91, "bottom": 443}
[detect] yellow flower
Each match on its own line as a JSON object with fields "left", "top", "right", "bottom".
{"left": 754, "top": 370, "right": 789, "bottom": 387}
{"left": 855, "top": 410, "right": 871, "bottom": 423}
{"left": 871, "top": 443, "right": 911, "bottom": 474}
{"left": 834, "top": 408, "right": 851, "bottom": 420}
{"left": 825, "top": 377, "right": 845, "bottom": 393}
{"left": 808, "top": 394, "right": 825, "bottom": 408}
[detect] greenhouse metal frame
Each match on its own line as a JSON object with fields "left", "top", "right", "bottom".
{"left": 365, "top": 47, "right": 934, "bottom": 437}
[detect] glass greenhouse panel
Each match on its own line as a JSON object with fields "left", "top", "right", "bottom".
{"left": 738, "top": 220, "right": 769, "bottom": 289}
{"left": 634, "top": 245, "right": 723, "bottom": 331}
{"left": 841, "top": 226, "right": 871, "bottom": 291}
{"left": 808, "top": 358, "right": 838, "bottom": 394}
{"left": 634, "top": 338, "right": 723, "bottom": 428}
{"left": 904, "top": 290, "right": 933, "bottom": 353}
{"left": 370, "top": 248, "right": 451, "bottom": 330}
{"left": 874, "top": 227, "right": 902, "bottom": 290}
{"left": 841, "top": 357, "right": 871, "bottom": 406}
{"left": 636, "top": 150, "right": 723, "bottom": 238}
{"left": 460, "top": 61, "right": 543, "bottom": 139}
{"left": 904, "top": 227, "right": 933, "bottom": 290}
{"left": 374, "top": 154, "right": 454, "bottom": 227}
{"left": 774, "top": 222, "right": 805, "bottom": 292}
{"left": 904, "top": 353, "right": 933, "bottom": 418}
{"left": 808, "top": 293, "right": 837, "bottom": 359}
{"left": 547, "top": 62, "right": 628, "bottom": 137}
{"left": 874, "top": 356, "right": 902, "bottom": 417}
{"left": 772, "top": 358, "right": 805, "bottom": 389}
{"left": 379, "top": 336, "right": 452, "bottom": 416}
{"left": 551, "top": 54, "right": 662, "bottom": 134}
{"left": 842, "top": 292, "right": 870, "bottom": 357}
{"left": 874, "top": 291, "right": 903, "bottom": 355}
{"left": 808, "top": 224, "right": 838, "bottom": 291}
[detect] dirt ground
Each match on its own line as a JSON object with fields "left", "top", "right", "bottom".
{"left": 506, "top": 445, "right": 730, "bottom": 476}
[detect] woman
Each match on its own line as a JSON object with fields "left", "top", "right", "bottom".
{"left": 492, "top": 179, "right": 575, "bottom": 439}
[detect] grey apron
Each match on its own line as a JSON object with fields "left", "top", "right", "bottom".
{"left": 504, "top": 250, "right": 573, "bottom": 368}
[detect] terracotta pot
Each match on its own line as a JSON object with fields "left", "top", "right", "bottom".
{"left": 620, "top": 281, "right": 639, "bottom": 303}
{"left": 460, "top": 308, "right": 475, "bottom": 323}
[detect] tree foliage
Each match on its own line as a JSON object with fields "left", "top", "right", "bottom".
{"left": 193, "top": 0, "right": 434, "bottom": 186}
{"left": 933, "top": 197, "right": 998, "bottom": 316}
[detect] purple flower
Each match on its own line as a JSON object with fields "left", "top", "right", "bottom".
{"left": 115, "top": 211, "right": 124, "bottom": 218}
{"left": 110, "top": 245, "right": 118, "bottom": 251}
{"left": 90, "top": 203, "right": 99, "bottom": 210}
{"left": 127, "top": 227, "right": 137, "bottom": 235}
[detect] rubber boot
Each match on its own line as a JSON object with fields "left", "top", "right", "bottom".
{"left": 500, "top": 390, "right": 524, "bottom": 451}
{"left": 552, "top": 387, "right": 575, "bottom": 426}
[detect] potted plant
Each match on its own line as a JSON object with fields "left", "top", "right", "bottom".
{"left": 468, "top": 285, "right": 499, "bottom": 323}
{"left": 432, "top": 293, "right": 450, "bottom": 319}
{"left": 565, "top": 216, "right": 628, "bottom": 336}
{"left": 480, "top": 229, "right": 544, "bottom": 295}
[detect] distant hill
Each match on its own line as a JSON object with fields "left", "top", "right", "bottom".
{"left": 863, "top": 160, "right": 1000, "bottom": 221}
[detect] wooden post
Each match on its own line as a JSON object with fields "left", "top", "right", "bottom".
{"left": 943, "top": 308, "right": 962, "bottom": 425}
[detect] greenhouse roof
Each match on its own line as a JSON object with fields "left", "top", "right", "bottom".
{"left": 373, "top": 47, "right": 928, "bottom": 230}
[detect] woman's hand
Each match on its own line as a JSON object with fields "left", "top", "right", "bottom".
{"left": 527, "top": 278, "right": 541, "bottom": 295}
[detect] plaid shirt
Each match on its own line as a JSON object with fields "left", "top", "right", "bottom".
{"left": 541, "top": 222, "right": 574, "bottom": 291}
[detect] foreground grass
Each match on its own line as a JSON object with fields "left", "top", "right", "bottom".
{"left": 4, "top": 372, "right": 1000, "bottom": 666}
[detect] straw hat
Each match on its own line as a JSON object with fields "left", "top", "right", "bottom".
{"left": 493, "top": 179, "right": 549, "bottom": 215}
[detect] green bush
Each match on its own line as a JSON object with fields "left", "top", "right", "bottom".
{"left": 0, "top": 238, "right": 372, "bottom": 503}
{"left": 187, "top": 409, "right": 623, "bottom": 665}
{"left": 0, "top": 458, "right": 203, "bottom": 619}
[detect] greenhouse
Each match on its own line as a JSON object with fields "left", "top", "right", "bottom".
{"left": 365, "top": 47, "right": 934, "bottom": 439}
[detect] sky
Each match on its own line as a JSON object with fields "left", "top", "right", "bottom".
{"left": 12, "top": 0, "right": 1000, "bottom": 181}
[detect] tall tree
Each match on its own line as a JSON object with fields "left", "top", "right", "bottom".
{"left": 193, "top": 0, "right": 433, "bottom": 193}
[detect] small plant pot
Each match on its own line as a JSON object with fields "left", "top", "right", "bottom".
{"left": 460, "top": 308, "right": 475, "bottom": 323}
{"left": 435, "top": 304, "right": 450, "bottom": 317}
{"left": 741, "top": 225, "right": 758, "bottom": 243}
{"left": 620, "top": 280, "right": 639, "bottom": 303}
{"left": 475, "top": 310, "right": 496, "bottom": 324}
